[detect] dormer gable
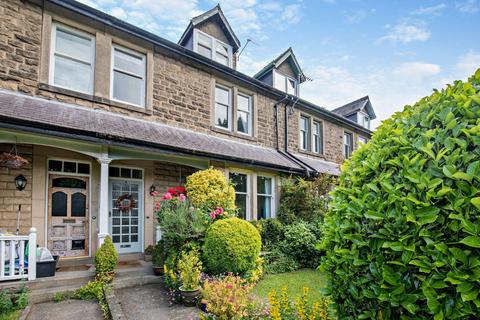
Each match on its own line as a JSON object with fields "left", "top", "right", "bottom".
{"left": 332, "top": 96, "right": 376, "bottom": 130}
{"left": 254, "top": 48, "right": 306, "bottom": 96}
{"left": 178, "top": 5, "right": 240, "bottom": 69}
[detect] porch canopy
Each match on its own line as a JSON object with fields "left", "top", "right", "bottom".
{"left": 0, "top": 89, "right": 303, "bottom": 174}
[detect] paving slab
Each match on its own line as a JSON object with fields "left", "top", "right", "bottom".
{"left": 26, "top": 299, "right": 103, "bottom": 320}
{"left": 115, "top": 284, "right": 198, "bottom": 320}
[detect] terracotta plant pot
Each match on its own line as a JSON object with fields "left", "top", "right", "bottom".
{"left": 153, "top": 266, "right": 163, "bottom": 276}
{"left": 179, "top": 286, "right": 200, "bottom": 306}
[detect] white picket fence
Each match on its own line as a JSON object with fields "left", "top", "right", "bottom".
{"left": 0, "top": 228, "right": 36, "bottom": 282}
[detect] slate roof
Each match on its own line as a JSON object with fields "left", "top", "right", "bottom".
{"left": 331, "top": 96, "right": 376, "bottom": 119}
{"left": 0, "top": 90, "right": 304, "bottom": 172}
{"left": 253, "top": 47, "right": 307, "bottom": 83}
{"left": 294, "top": 154, "right": 341, "bottom": 176}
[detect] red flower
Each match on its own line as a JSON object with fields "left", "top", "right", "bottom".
{"left": 167, "top": 187, "right": 179, "bottom": 196}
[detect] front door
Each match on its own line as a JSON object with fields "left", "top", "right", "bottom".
{"left": 109, "top": 178, "right": 143, "bottom": 254}
{"left": 48, "top": 175, "right": 89, "bottom": 257}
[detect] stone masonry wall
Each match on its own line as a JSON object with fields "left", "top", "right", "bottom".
{"left": 153, "top": 162, "right": 198, "bottom": 193}
{"left": 0, "top": 144, "right": 33, "bottom": 234}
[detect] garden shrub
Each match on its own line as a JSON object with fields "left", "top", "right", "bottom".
{"left": 280, "top": 222, "right": 321, "bottom": 268}
{"left": 263, "top": 249, "right": 299, "bottom": 274}
{"left": 0, "top": 286, "right": 28, "bottom": 316}
{"left": 186, "top": 168, "right": 235, "bottom": 211}
{"left": 74, "top": 280, "right": 109, "bottom": 319}
{"left": 94, "top": 236, "right": 118, "bottom": 276}
{"left": 321, "top": 70, "right": 480, "bottom": 319}
{"left": 253, "top": 218, "right": 284, "bottom": 250}
{"left": 277, "top": 174, "right": 335, "bottom": 225}
{"left": 177, "top": 249, "right": 202, "bottom": 290}
{"left": 203, "top": 217, "right": 261, "bottom": 274}
{"left": 152, "top": 241, "right": 164, "bottom": 267}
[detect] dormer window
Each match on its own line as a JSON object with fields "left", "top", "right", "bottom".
{"left": 360, "top": 113, "right": 370, "bottom": 129}
{"left": 193, "top": 29, "right": 232, "bottom": 67}
{"left": 274, "top": 71, "right": 297, "bottom": 95}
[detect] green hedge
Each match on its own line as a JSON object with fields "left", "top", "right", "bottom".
{"left": 321, "top": 70, "right": 480, "bottom": 319}
{"left": 203, "top": 217, "right": 261, "bottom": 274}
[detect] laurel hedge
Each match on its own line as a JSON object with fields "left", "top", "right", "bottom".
{"left": 321, "top": 70, "right": 480, "bottom": 319}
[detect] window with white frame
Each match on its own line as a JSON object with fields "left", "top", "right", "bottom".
{"left": 257, "top": 176, "right": 274, "bottom": 219}
{"left": 313, "top": 120, "right": 323, "bottom": 154}
{"left": 193, "top": 29, "right": 232, "bottom": 67}
{"left": 237, "top": 93, "right": 252, "bottom": 135}
{"left": 215, "top": 85, "right": 231, "bottom": 129}
{"left": 230, "top": 172, "right": 250, "bottom": 220}
{"left": 274, "top": 71, "right": 297, "bottom": 95}
{"left": 361, "top": 114, "right": 370, "bottom": 129}
{"left": 111, "top": 45, "right": 146, "bottom": 107}
{"left": 358, "top": 136, "right": 368, "bottom": 145}
{"left": 344, "top": 132, "right": 353, "bottom": 158}
{"left": 51, "top": 23, "right": 95, "bottom": 94}
{"left": 300, "top": 115, "right": 310, "bottom": 151}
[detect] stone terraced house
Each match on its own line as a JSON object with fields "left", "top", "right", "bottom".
{"left": 0, "top": 0, "right": 376, "bottom": 261}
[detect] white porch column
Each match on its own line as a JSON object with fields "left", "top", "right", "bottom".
{"left": 97, "top": 157, "right": 111, "bottom": 247}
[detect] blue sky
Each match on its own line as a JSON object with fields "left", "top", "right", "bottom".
{"left": 78, "top": 0, "right": 480, "bottom": 128}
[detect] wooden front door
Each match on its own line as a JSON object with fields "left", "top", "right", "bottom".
{"left": 48, "top": 175, "right": 89, "bottom": 258}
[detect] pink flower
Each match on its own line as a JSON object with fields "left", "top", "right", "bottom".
{"left": 225, "top": 283, "right": 233, "bottom": 289}
{"left": 210, "top": 212, "right": 216, "bottom": 219}
{"left": 162, "top": 192, "right": 173, "bottom": 201}
{"left": 154, "top": 201, "right": 161, "bottom": 210}
{"left": 215, "top": 207, "right": 224, "bottom": 215}
{"left": 179, "top": 194, "right": 186, "bottom": 202}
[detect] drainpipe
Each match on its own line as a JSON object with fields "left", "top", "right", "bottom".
{"left": 274, "top": 96, "right": 316, "bottom": 178}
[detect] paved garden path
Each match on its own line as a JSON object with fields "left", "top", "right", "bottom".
{"left": 115, "top": 283, "right": 198, "bottom": 320}
{"left": 26, "top": 299, "right": 103, "bottom": 320}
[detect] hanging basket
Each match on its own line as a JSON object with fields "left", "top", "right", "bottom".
{"left": 0, "top": 152, "right": 29, "bottom": 169}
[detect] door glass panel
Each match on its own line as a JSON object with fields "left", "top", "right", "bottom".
{"left": 71, "top": 192, "right": 86, "bottom": 217}
{"left": 63, "top": 161, "right": 76, "bottom": 173}
{"left": 52, "top": 191, "right": 67, "bottom": 216}
{"left": 52, "top": 178, "right": 86, "bottom": 189}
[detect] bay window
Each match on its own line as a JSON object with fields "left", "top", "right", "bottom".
{"left": 51, "top": 23, "right": 95, "bottom": 94}
{"left": 111, "top": 45, "right": 146, "bottom": 107}
{"left": 230, "top": 172, "right": 250, "bottom": 220}
{"left": 257, "top": 176, "right": 273, "bottom": 220}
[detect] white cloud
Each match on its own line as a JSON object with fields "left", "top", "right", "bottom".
{"left": 110, "top": 7, "right": 127, "bottom": 20}
{"left": 378, "top": 22, "right": 430, "bottom": 43}
{"left": 456, "top": 0, "right": 479, "bottom": 13}
{"left": 455, "top": 51, "right": 480, "bottom": 78}
{"left": 281, "top": 4, "right": 303, "bottom": 24}
{"left": 344, "top": 10, "right": 367, "bottom": 24}
{"left": 411, "top": 4, "right": 447, "bottom": 16}
{"left": 393, "top": 62, "right": 441, "bottom": 81}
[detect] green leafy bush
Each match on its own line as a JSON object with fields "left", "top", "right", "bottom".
{"left": 280, "top": 222, "right": 321, "bottom": 269}
{"left": 0, "top": 285, "right": 28, "bottom": 316}
{"left": 252, "top": 218, "right": 284, "bottom": 250}
{"left": 263, "top": 249, "right": 299, "bottom": 274}
{"left": 278, "top": 174, "right": 335, "bottom": 225}
{"left": 321, "top": 70, "right": 480, "bottom": 319}
{"left": 74, "top": 280, "right": 109, "bottom": 318}
{"left": 94, "top": 236, "right": 118, "bottom": 275}
{"left": 177, "top": 249, "right": 202, "bottom": 291}
{"left": 203, "top": 217, "right": 261, "bottom": 274}
{"left": 152, "top": 241, "right": 165, "bottom": 267}
{"left": 186, "top": 167, "right": 235, "bottom": 212}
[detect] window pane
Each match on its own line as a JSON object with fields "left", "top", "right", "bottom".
{"left": 257, "top": 176, "right": 272, "bottom": 195}
{"left": 198, "top": 44, "right": 212, "bottom": 58}
{"left": 198, "top": 32, "right": 211, "bottom": 47}
{"left": 215, "top": 103, "right": 229, "bottom": 128}
{"left": 48, "top": 160, "right": 62, "bottom": 172}
{"left": 71, "top": 192, "right": 86, "bottom": 217}
{"left": 54, "top": 55, "right": 92, "bottom": 93}
{"left": 237, "top": 111, "right": 249, "bottom": 134}
{"left": 55, "top": 28, "right": 92, "bottom": 62}
{"left": 257, "top": 195, "right": 271, "bottom": 220}
{"left": 77, "top": 163, "right": 90, "bottom": 174}
{"left": 215, "top": 53, "right": 229, "bottom": 66}
{"left": 63, "top": 161, "right": 76, "bottom": 173}
{"left": 132, "top": 169, "right": 142, "bottom": 179}
{"left": 215, "top": 86, "right": 230, "bottom": 105}
{"left": 52, "top": 192, "right": 67, "bottom": 217}
{"left": 121, "top": 168, "right": 131, "bottom": 178}
{"left": 274, "top": 73, "right": 286, "bottom": 92}
{"left": 114, "top": 48, "right": 144, "bottom": 76}
{"left": 238, "top": 94, "right": 250, "bottom": 112}
{"left": 113, "top": 70, "right": 144, "bottom": 106}
{"left": 287, "top": 79, "right": 296, "bottom": 94}
{"left": 109, "top": 167, "right": 120, "bottom": 177}
{"left": 235, "top": 194, "right": 247, "bottom": 220}
{"left": 52, "top": 178, "right": 86, "bottom": 189}
{"left": 230, "top": 173, "right": 247, "bottom": 193}
{"left": 216, "top": 43, "right": 229, "bottom": 56}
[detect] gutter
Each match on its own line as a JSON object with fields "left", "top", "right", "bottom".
{"left": 0, "top": 117, "right": 305, "bottom": 175}
{"left": 273, "top": 97, "right": 317, "bottom": 178}
{"left": 43, "top": 0, "right": 372, "bottom": 136}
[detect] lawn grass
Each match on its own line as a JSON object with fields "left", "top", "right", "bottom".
{"left": 253, "top": 268, "right": 328, "bottom": 303}
{"left": 0, "top": 310, "right": 21, "bottom": 320}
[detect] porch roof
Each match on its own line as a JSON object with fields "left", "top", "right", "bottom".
{"left": 293, "top": 154, "right": 341, "bottom": 176}
{"left": 0, "top": 90, "right": 304, "bottom": 173}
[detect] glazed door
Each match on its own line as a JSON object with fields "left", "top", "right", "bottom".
{"left": 48, "top": 175, "right": 89, "bottom": 257}
{"left": 109, "top": 179, "right": 143, "bottom": 254}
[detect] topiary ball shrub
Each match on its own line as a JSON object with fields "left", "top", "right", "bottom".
{"left": 186, "top": 167, "right": 235, "bottom": 211}
{"left": 321, "top": 70, "right": 480, "bottom": 319}
{"left": 203, "top": 217, "right": 261, "bottom": 274}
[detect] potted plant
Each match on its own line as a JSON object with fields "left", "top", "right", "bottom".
{"left": 152, "top": 242, "right": 164, "bottom": 276}
{"left": 177, "top": 249, "right": 202, "bottom": 306}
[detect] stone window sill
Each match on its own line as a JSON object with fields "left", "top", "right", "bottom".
{"left": 297, "top": 148, "right": 326, "bottom": 160}
{"left": 210, "top": 126, "right": 257, "bottom": 142}
{"left": 38, "top": 83, "right": 153, "bottom": 115}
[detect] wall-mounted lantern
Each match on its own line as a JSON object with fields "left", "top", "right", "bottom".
{"left": 15, "top": 174, "right": 27, "bottom": 191}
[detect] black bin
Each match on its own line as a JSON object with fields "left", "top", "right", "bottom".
{"left": 36, "top": 255, "right": 59, "bottom": 278}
